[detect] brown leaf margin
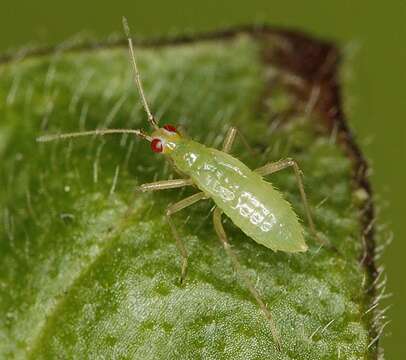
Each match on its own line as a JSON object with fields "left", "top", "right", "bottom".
{"left": 0, "top": 25, "right": 379, "bottom": 356}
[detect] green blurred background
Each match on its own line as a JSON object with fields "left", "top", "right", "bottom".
{"left": 1, "top": 0, "right": 404, "bottom": 357}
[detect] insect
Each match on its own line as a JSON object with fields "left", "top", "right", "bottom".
{"left": 37, "top": 18, "right": 324, "bottom": 349}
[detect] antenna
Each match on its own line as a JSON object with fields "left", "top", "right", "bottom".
{"left": 36, "top": 19, "right": 158, "bottom": 144}
{"left": 122, "top": 17, "right": 159, "bottom": 130}
{"left": 36, "top": 128, "right": 151, "bottom": 143}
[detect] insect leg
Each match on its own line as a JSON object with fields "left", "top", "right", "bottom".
{"left": 255, "top": 158, "right": 326, "bottom": 247}
{"left": 122, "top": 178, "right": 193, "bottom": 215}
{"left": 136, "top": 178, "right": 194, "bottom": 192}
{"left": 121, "top": 178, "right": 195, "bottom": 222}
{"left": 221, "top": 126, "right": 256, "bottom": 156}
{"left": 166, "top": 192, "right": 208, "bottom": 284}
{"left": 212, "top": 207, "right": 282, "bottom": 350}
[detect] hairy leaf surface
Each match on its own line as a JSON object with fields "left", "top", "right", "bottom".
{"left": 0, "top": 32, "right": 378, "bottom": 359}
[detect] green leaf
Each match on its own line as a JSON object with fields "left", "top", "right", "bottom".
{"left": 0, "top": 30, "right": 379, "bottom": 359}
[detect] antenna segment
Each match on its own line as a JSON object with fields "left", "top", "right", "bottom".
{"left": 36, "top": 128, "right": 151, "bottom": 143}
{"left": 122, "top": 17, "right": 159, "bottom": 130}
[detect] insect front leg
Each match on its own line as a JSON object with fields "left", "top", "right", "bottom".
{"left": 121, "top": 178, "right": 194, "bottom": 219}
{"left": 212, "top": 207, "right": 282, "bottom": 350}
{"left": 166, "top": 192, "right": 208, "bottom": 284}
{"left": 221, "top": 126, "right": 256, "bottom": 156}
{"left": 255, "top": 158, "right": 327, "bottom": 247}
{"left": 136, "top": 178, "right": 194, "bottom": 192}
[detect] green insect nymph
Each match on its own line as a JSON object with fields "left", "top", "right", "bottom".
{"left": 36, "top": 17, "right": 325, "bottom": 350}
{"left": 167, "top": 134, "right": 308, "bottom": 253}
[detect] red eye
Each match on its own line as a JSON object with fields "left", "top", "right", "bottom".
{"left": 151, "top": 138, "right": 163, "bottom": 153}
{"left": 163, "top": 124, "right": 177, "bottom": 133}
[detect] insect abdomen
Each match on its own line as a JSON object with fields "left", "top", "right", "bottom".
{"left": 171, "top": 140, "right": 307, "bottom": 253}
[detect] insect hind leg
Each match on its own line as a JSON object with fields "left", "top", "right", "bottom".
{"left": 212, "top": 207, "right": 282, "bottom": 350}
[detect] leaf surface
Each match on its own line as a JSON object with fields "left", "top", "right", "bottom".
{"left": 0, "top": 30, "right": 378, "bottom": 359}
